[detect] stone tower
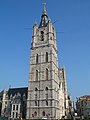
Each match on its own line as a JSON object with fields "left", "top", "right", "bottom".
{"left": 27, "top": 4, "right": 67, "bottom": 119}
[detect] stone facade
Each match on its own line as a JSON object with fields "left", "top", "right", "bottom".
{"left": 27, "top": 4, "right": 69, "bottom": 119}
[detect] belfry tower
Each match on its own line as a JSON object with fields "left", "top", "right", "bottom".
{"left": 27, "top": 4, "right": 68, "bottom": 119}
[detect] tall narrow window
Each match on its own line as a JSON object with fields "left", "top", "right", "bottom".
{"left": 16, "top": 105, "right": 18, "bottom": 111}
{"left": 36, "top": 70, "right": 38, "bottom": 81}
{"left": 13, "top": 112, "right": 14, "bottom": 118}
{"left": 13, "top": 105, "right": 15, "bottom": 110}
{"left": 35, "top": 88, "right": 38, "bottom": 106}
{"left": 16, "top": 112, "right": 18, "bottom": 118}
{"left": 45, "top": 87, "right": 48, "bottom": 100}
{"left": 41, "top": 31, "right": 44, "bottom": 41}
{"left": 46, "top": 52, "right": 48, "bottom": 62}
{"left": 35, "top": 87, "right": 38, "bottom": 100}
{"left": 45, "top": 87, "right": 48, "bottom": 106}
{"left": 35, "top": 101, "right": 37, "bottom": 106}
{"left": 46, "top": 69, "right": 48, "bottom": 80}
{"left": 36, "top": 54, "right": 38, "bottom": 64}
{"left": 46, "top": 100, "right": 48, "bottom": 106}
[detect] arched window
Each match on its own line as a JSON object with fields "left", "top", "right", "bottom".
{"left": 36, "top": 54, "right": 38, "bottom": 64}
{"left": 36, "top": 70, "right": 38, "bottom": 81}
{"left": 41, "top": 31, "right": 44, "bottom": 41}
{"left": 46, "top": 68, "right": 48, "bottom": 80}
{"left": 35, "top": 87, "right": 38, "bottom": 91}
{"left": 45, "top": 87, "right": 48, "bottom": 91}
{"left": 46, "top": 52, "right": 48, "bottom": 62}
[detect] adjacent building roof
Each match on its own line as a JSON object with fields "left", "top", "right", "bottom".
{"left": 78, "top": 95, "right": 90, "bottom": 101}
{"left": 7, "top": 87, "right": 28, "bottom": 99}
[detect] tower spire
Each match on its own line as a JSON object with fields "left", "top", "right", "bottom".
{"left": 42, "top": 3, "right": 47, "bottom": 15}
{"left": 39, "top": 2, "right": 49, "bottom": 28}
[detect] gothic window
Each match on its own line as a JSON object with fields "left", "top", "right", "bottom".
{"left": 35, "top": 87, "right": 38, "bottom": 91}
{"left": 45, "top": 87, "right": 49, "bottom": 106}
{"left": 46, "top": 52, "right": 48, "bottom": 62}
{"left": 35, "top": 88, "right": 38, "bottom": 106}
{"left": 45, "top": 87, "right": 48, "bottom": 100}
{"left": 46, "top": 68, "right": 48, "bottom": 80}
{"left": 36, "top": 70, "right": 38, "bottom": 81}
{"left": 46, "top": 100, "right": 48, "bottom": 106}
{"left": 35, "top": 101, "right": 37, "bottom": 106}
{"left": 36, "top": 54, "right": 38, "bottom": 64}
{"left": 45, "top": 87, "right": 48, "bottom": 94}
{"left": 41, "top": 31, "right": 44, "bottom": 41}
{"left": 35, "top": 87, "right": 38, "bottom": 100}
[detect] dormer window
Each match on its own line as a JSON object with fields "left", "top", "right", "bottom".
{"left": 41, "top": 31, "right": 44, "bottom": 41}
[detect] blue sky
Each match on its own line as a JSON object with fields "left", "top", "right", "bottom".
{"left": 0, "top": 0, "right": 90, "bottom": 101}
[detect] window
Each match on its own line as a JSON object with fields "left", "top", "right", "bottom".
{"left": 35, "top": 101, "right": 37, "bottom": 106}
{"left": 36, "top": 70, "right": 38, "bottom": 81}
{"left": 16, "top": 105, "right": 18, "bottom": 111}
{"left": 46, "top": 69, "right": 48, "bottom": 80}
{"left": 35, "top": 88, "right": 38, "bottom": 100}
{"left": 13, "top": 105, "right": 15, "bottom": 110}
{"left": 45, "top": 87, "right": 48, "bottom": 100}
{"left": 46, "top": 100, "right": 48, "bottom": 106}
{"left": 13, "top": 112, "right": 14, "bottom": 118}
{"left": 41, "top": 31, "right": 44, "bottom": 41}
{"left": 36, "top": 54, "right": 38, "bottom": 64}
{"left": 35, "top": 87, "right": 38, "bottom": 92}
{"left": 46, "top": 52, "right": 48, "bottom": 62}
{"left": 45, "top": 87, "right": 48, "bottom": 93}
{"left": 5, "top": 102, "right": 7, "bottom": 104}
{"left": 42, "top": 111, "right": 45, "bottom": 116}
{"left": 16, "top": 112, "right": 18, "bottom": 118}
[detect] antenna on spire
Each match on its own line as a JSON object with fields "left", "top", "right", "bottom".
{"left": 42, "top": 0, "right": 47, "bottom": 15}
{"left": 42, "top": 0, "right": 46, "bottom": 4}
